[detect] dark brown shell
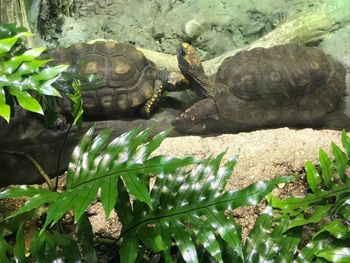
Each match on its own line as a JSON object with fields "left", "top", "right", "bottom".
{"left": 213, "top": 44, "right": 346, "bottom": 122}
{"left": 47, "top": 41, "right": 157, "bottom": 116}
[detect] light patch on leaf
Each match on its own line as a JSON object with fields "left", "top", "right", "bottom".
{"left": 116, "top": 133, "right": 130, "bottom": 146}
{"left": 133, "top": 146, "right": 146, "bottom": 163}
{"left": 255, "top": 181, "right": 267, "bottom": 190}
{"left": 81, "top": 153, "right": 89, "bottom": 171}
{"left": 247, "top": 196, "right": 259, "bottom": 206}
{"left": 101, "top": 153, "right": 111, "bottom": 166}
{"left": 217, "top": 167, "right": 227, "bottom": 177}
{"left": 204, "top": 166, "right": 213, "bottom": 175}
{"left": 198, "top": 195, "right": 207, "bottom": 202}
{"left": 164, "top": 156, "right": 175, "bottom": 163}
{"left": 181, "top": 200, "right": 190, "bottom": 207}
{"left": 93, "top": 156, "right": 103, "bottom": 167}
{"left": 91, "top": 136, "right": 104, "bottom": 150}
{"left": 117, "top": 150, "right": 128, "bottom": 164}
{"left": 72, "top": 147, "right": 81, "bottom": 160}
{"left": 262, "top": 206, "right": 273, "bottom": 216}
{"left": 68, "top": 163, "right": 78, "bottom": 174}
{"left": 162, "top": 186, "right": 170, "bottom": 195}
{"left": 226, "top": 203, "right": 233, "bottom": 210}
{"left": 181, "top": 246, "right": 197, "bottom": 262}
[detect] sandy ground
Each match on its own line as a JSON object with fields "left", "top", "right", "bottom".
{"left": 154, "top": 128, "right": 345, "bottom": 190}
{"left": 88, "top": 127, "right": 348, "bottom": 247}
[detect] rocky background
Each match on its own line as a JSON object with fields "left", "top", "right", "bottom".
{"left": 31, "top": 0, "right": 348, "bottom": 60}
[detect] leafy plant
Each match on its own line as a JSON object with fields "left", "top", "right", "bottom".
{"left": 0, "top": 23, "right": 68, "bottom": 123}
{"left": 259, "top": 129, "right": 350, "bottom": 263}
{"left": 0, "top": 127, "right": 292, "bottom": 262}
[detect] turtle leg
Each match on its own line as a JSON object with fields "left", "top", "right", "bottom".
{"left": 172, "top": 98, "right": 219, "bottom": 133}
{"left": 141, "top": 79, "right": 164, "bottom": 118}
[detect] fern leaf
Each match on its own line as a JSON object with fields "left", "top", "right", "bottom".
{"left": 315, "top": 247, "right": 350, "bottom": 263}
{"left": 269, "top": 184, "right": 349, "bottom": 210}
{"left": 341, "top": 130, "right": 350, "bottom": 158}
{"left": 115, "top": 178, "right": 134, "bottom": 226}
{"left": 13, "top": 223, "right": 25, "bottom": 263}
{"left": 76, "top": 213, "right": 98, "bottom": 262}
{"left": 119, "top": 151, "right": 292, "bottom": 262}
{"left": 319, "top": 148, "right": 332, "bottom": 189}
{"left": 314, "top": 219, "right": 350, "bottom": 239}
{"left": 332, "top": 142, "right": 349, "bottom": 184}
{"left": 287, "top": 205, "right": 332, "bottom": 229}
{"left": 171, "top": 218, "right": 199, "bottom": 263}
{"left": 0, "top": 236, "right": 10, "bottom": 263}
{"left": 0, "top": 86, "right": 10, "bottom": 122}
{"left": 0, "top": 186, "right": 58, "bottom": 219}
{"left": 52, "top": 232, "right": 81, "bottom": 262}
{"left": 276, "top": 227, "right": 301, "bottom": 263}
{"left": 73, "top": 182, "right": 100, "bottom": 222}
{"left": 296, "top": 233, "right": 331, "bottom": 262}
{"left": 305, "top": 160, "right": 322, "bottom": 194}
{"left": 120, "top": 232, "right": 139, "bottom": 263}
{"left": 41, "top": 191, "right": 79, "bottom": 232}
{"left": 244, "top": 206, "right": 273, "bottom": 262}
{"left": 101, "top": 173, "right": 118, "bottom": 219}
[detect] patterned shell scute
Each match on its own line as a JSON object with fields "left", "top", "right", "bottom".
{"left": 215, "top": 44, "right": 332, "bottom": 102}
{"left": 49, "top": 41, "right": 157, "bottom": 115}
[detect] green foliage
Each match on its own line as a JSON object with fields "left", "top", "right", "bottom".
{"left": 266, "top": 129, "right": 350, "bottom": 262}
{"left": 1, "top": 128, "right": 348, "bottom": 262}
{"left": 0, "top": 23, "right": 68, "bottom": 123}
{"left": 66, "top": 79, "right": 84, "bottom": 127}
{"left": 0, "top": 127, "right": 292, "bottom": 262}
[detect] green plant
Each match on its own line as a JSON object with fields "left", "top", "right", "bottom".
{"left": 0, "top": 23, "right": 67, "bottom": 123}
{"left": 256, "top": 129, "right": 350, "bottom": 263}
{"left": 0, "top": 127, "right": 291, "bottom": 262}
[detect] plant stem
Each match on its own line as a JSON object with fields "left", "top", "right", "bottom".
{"left": 0, "top": 149, "right": 54, "bottom": 190}
{"left": 55, "top": 120, "right": 73, "bottom": 191}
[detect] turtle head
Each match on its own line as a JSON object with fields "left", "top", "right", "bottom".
{"left": 177, "top": 43, "right": 202, "bottom": 69}
{"left": 177, "top": 42, "right": 210, "bottom": 98}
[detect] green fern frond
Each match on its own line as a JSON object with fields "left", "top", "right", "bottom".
{"left": 117, "top": 150, "right": 292, "bottom": 262}
{"left": 0, "top": 127, "right": 196, "bottom": 230}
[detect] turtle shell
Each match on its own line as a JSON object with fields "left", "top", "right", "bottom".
{"left": 215, "top": 44, "right": 335, "bottom": 102}
{"left": 47, "top": 41, "right": 157, "bottom": 116}
{"left": 212, "top": 43, "right": 346, "bottom": 124}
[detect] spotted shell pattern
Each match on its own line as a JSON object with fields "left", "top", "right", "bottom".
{"left": 47, "top": 41, "right": 157, "bottom": 116}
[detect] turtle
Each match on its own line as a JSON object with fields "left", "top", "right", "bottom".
{"left": 45, "top": 41, "right": 189, "bottom": 119}
{"left": 173, "top": 43, "right": 347, "bottom": 134}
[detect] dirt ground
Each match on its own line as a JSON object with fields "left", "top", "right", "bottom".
{"left": 89, "top": 127, "right": 346, "bottom": 246}
{"left": 0, "top": 127, "right": 347, "bottom": 260}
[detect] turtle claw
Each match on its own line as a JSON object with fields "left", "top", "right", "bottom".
{"left": 172, "top": 98, "right": 219, "bottom": 133}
